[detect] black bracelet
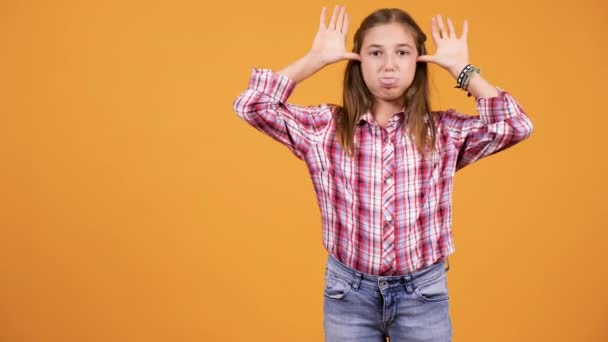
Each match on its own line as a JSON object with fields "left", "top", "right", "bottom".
{"left": 455, "top": 64, "right": 473, "bottom": 89}
{"left": 454, "top": 64, "right": 481, "bottom": 97}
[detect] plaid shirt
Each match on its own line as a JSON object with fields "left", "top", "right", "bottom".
{"left": 233, "top": 68, "right": 534, "bottom": 275}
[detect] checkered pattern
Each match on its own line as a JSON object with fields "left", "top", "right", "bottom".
{"left": 233, "top": 68, "right": 534, "bottom": 275}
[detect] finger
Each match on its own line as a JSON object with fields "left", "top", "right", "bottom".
{"left": 461, "top": 20, "right": 468, "bottom": 40}
{"left": 336, "top": 6, "right": 345, "bottom": 33}
{"left": 447, "top": 17, "right": 456, "bottom": 38}
{"left": 344, "top": 52, "right": 361, "bottom": 61}
{"left": 319, "top": 6, "right": 327, "bottom": 29}
{"left": 436, "top": 14, "right": 447, "bottom": 39}
{"left": 416, "top": 55, "right": 433, "bottom": 63}
{"left": 430, "top": 16, "right": 441, "bottom": 42}
{"left": 341, "top": 12, "right": 349, "bottom": 34}
{"left": 328, "top": 5, "right": 338, "bottom": 30}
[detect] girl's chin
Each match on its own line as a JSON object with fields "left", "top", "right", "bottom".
{"left": 377, "top": 84, "right": 404, "bottom": 93}
{"left": 373, "top": 89, "right": 405, "bottom": 99}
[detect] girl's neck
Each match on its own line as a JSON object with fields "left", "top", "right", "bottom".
{"left": 371, "top": 99, "right": 406, "bottom": 128}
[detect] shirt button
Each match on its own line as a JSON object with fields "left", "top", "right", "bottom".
{"left": 385, "top": 214, "right": 392, "bottom": 222}
{"left": 385, "top": 177, "right": 393, "bottom": 185}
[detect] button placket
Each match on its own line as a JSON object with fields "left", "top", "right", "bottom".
{"left": 380, "top": 130, "right": 397, "bottom": 275}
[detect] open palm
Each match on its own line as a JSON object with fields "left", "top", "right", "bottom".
{"left": 416, "top": 14, "right": 469, "bottom": 74}
{"left": 309, "top": 5, "right": 360, "bottom": 66}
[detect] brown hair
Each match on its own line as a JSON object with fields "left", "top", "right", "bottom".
{"left": 336, "top": 8, "right": 437, "bottom": 159}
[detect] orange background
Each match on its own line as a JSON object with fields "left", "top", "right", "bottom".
{"left": 1, "top": 0, "right": 606, "bottom": 341}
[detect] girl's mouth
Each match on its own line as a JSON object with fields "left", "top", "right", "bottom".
{"left": 380, "top": 77, "right": 398, "bottom": 87}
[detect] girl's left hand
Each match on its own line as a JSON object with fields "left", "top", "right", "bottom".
{"left": 416, "top": 14, "right": 470, "bottom": 76}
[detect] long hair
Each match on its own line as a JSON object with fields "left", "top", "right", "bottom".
{"left": 336, "top": 8, "right": 437, "bottom": 159}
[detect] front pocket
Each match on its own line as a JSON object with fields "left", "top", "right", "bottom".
{"left": 323, "top": 271, "right": 352, "bottom": 300}
{"left": 414, "top": 272, "right": 449, "bottom": 303}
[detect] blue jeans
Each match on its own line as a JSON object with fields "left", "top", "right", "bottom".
{"left": 323, "top": 254, "right": 452, "bottom": 342}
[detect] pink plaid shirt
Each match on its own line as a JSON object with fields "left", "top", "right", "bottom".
{"left": 233, "top": 68, "right": 534, "bottom": 275}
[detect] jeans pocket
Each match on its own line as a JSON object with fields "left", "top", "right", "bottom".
{"left": 324, "top": 270, "right": 352, "bottom": 300}
{"left": 414, "top": 271, "right": 449, "bottom": 303}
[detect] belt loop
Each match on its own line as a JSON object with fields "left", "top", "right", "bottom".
{"left": 402, "top": 273, "right": 414, "bottom": 294}
{"left": 352, "top": 271, "right": 362, "bottom": 290}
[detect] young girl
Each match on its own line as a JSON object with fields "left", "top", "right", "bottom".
{"left": 233, "top": 5, "right": 533, "bottom": 342}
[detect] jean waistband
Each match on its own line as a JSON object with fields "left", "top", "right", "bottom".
{"left": 326, "top": 254, "right": 448, "bottom": 292}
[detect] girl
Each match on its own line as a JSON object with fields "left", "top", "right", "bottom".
{"left": 233, "top": 5, "right": 533, "bottom": 342}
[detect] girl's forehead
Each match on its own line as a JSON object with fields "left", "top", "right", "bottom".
{"left": 362, "top": 23, "right": 415, "bottom": 47}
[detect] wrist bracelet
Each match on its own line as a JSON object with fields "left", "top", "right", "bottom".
{"left": 454, "top": 64, "right": 481, "bottom": 97}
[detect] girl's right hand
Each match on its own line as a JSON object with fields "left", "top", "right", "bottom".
{"left": 309, "top": 5, "right": 361, "bottom": 66}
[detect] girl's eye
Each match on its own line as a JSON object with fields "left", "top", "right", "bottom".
{"left": 369, "top": 51, "right": 410, "bottom": 56}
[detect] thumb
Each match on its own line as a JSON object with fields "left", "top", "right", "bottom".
{"left": 416, "top": 55, "right": 434, "bottom": 63}
{"left": 343, "top": 52, "right": 361, "bottom": 61}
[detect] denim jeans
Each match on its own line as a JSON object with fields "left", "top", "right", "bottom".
{"left": 323, "top": 254, "right": 452, "bottom": 342}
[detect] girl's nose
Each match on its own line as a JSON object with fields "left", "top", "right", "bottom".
{"left": 384, "top": 60, "right": 397, "bottom": 71}
{"left": 384, "top": 56, "right": 398, "bottom": 70}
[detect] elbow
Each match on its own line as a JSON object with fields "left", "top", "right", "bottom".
{"left": 232, "top": 91, "right": 257, "bottom": 122}
{"left": 232, "top": 89, "right": 273, "bottom": 121}
{"left": 232, "top": 93, "right": 246, "bottom": 117}
{"left": 511, "top": 113, "right": 534, "bottom": 142}
{"left": 520, "top": 114, "right": 534, "bottom": 139}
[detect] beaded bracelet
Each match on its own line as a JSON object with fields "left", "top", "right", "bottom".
{"left": 462, "top": 67, "right": 480, "bottom": 96}
{"left": 454, "top": 64, "right": 481, "bottom": 97}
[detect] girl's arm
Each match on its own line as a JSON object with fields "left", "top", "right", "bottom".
{"left": 440, "top": 88, "right": 534, "bottom": 171}
{"left": 232, "top": 67, "right": 327, "bottom": 160}
{"left": 447, "top": 64, "right": 499, "bottom": 99}
{"left": 417, "top": 14, "right": 534, "bottom": 170}
{"left": 232, "top": 5, "right": 360, "bottom": 160}
{"left": 276, "top": 53, "right": 326, "bottom": 85}
{"left": 442, "top": 65, "right": 533, "bottom": 171}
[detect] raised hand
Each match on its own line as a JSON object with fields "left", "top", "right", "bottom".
{"left": 309, "top": 5, "right": 361, "bottom": 66}
{"left": 416, "top": 14, "right": 470, "bottom": 77}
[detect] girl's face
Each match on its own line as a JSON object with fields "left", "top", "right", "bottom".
{"left": 360, "top": 23, "right": 418, "bottom": 104}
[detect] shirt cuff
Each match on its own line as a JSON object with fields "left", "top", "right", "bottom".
{"left": 248, "top": 68, "right": 297, "bottom": 104}
{"left": 475, "top": 86, "right": 520, "bottom": 124}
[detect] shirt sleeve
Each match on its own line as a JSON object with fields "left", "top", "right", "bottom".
{"left": 232, "top": 68, "right": 328, "bottom": 160}
{"left": 440, "top": 87, "right": 534, "bottom": 171}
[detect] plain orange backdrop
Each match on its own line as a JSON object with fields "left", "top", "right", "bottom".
{"left": 1, "top": 0, "right": 607, "bottom": 341}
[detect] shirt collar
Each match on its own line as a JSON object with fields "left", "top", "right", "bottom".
{"left": 357, "top": 106, "right": 407, "bottom": 126}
